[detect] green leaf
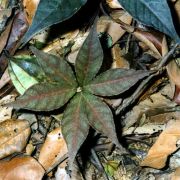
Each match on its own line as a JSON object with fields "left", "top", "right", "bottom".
{"left": 83, "top": 93, "right": 120, "bottom": 147}
{"left": 8, "top": 55, "right": 44, "bottom": 95}
{"left": 85, "top": 69, "right": 150, "bottom": 96}
{"left": 10, "top": 83, "right": 76, "bottom": 111}
{"left": 75, "top": 24, "right": 103, "bottom": 86}
{"left": 62, "top": 93, "right": 89, "bottom": 170}
{"left": 22, "top": 0, "right": 87, "bottom": 45}
{"left": 118, "top": 0, "right": 180, "bottom": 42}
{"left": 30, "top": 47, "right": 78, "bottom": 87}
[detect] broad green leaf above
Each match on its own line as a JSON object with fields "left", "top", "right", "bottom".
{"left": 118, "top": 0, "right": 180, "bottom": 42}
{"left": 62, "top": 93, "right": 89, "bottom": 170}
{"left": 21, "top": 0, "right": 87, "bottom": 45}
{"left": 75, "top": 24, "right": 103, "bottom": 86}
{"left": 10, "top": 83, "right": 76, "bottom": 111}
{"left": 85, "top": 69, "right": 150, "bottom": 96}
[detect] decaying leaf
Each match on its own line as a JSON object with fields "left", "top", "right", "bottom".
{"left": 97, "top": 12, "right": 132, "bottom": 45}
{"left": 171, "top": 167, "right": 180, "bottom": 180}
{"left": 0, "top": 11, "right": 29, "bottom": 76}
{"left": 0, "top": 119, "right": 31, "bottom": 159}
{"left": 23, "top": 0, "right": 40, "bottom": 24}
{"left": 141, "top": 120, "right": 180, "bottom": 169}
{"left": 0, "top": 9, "right": 12, "bottom": 32}
{"left": 0, "top": 156, "right": 45, "bottom": 180}
{"left": 106, "top": 0, "right": 122, "bottom": 9}
{"left": 0, "top": 95, "right": 16, "bottom": 123}
{"left": 38, "top": 128, "right": 68, "bottom": 170}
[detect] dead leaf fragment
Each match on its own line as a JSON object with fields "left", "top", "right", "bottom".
{"left": 171, "top": 167, "right": 180, "bottom": 180}
{"left": 0, "top": 94, "right": 16, "bottom": 123}
{"left": 23, "top": 0, "right": 40, "bottom": 24}
{"left": 0, "top": 156, "right": 45, "bottom": 180}
{"left": 106, "top": 0, "right": 122, "bottom": 9}
{"left": 141, "top": 120, "right": 180, "bottom": 169}
{"left": 38, "top": 127, "right": 68, "bottom": 170}
{"left": 0, "top": 119, "right": 31, "bottom": 159}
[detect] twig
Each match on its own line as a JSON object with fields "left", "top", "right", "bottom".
{"left": 90, "top": 149, "right": 110, "bottom": 180}
{"left": 157, "top": 43, "right": 179, "bottom": 69}
{"left": 115, "top": 73, "right": 157, "bottom": 115}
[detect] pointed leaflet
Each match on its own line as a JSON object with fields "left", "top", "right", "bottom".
{"left": 85, "top": 69, "right": 150, "bottom": 96}
{"left": 30, "top": 47, "right": 77, "bottom": 87}
{"left": 62, "top": 93, "right": 89, "bottom": 170}
{"left": 118, "top": 0, "right": 180, "bottom": 42}
{"left": 10, "top": 83, "right": 76, "bottom": 111}
{"left": 22, "top": 0, "right": 87, "bottom": 45}
{"left": 75, "top": 24, "right": 103, "bottom": 86}
{"left": 83, "top": 93, "right": 120, "bottom": 147}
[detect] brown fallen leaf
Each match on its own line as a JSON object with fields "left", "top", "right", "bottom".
{"left": 0, "top": 119, "right": 31, "bottom": 159}
{"left": 0, "top": 68, "right": 10, "bottom": 90}
{"left": 0, "top": 94, "right": 16, "bottom": 123}
{"left": 0, "top": 19, "right": 13, "bottom": 54}
{"left": 0, "top": 9, "right": 12, "bottom": 32}
{"left": 0, "top": 156, "right": 45, "bottom": 180}
{"left": 141, "top": 120, "right": 180, "bottom": 169}
{"left": 0, "top": 11, "right": 29, "bottom": 76}
{"left": 23, "top": 0, "right": 40, "bottom": 24}
{"left": 97, "top": 11, "right": 132, "bottom": 45}
{"left": 171, "top": 167, "right": 180, "bottom": 180}
{"left": 106, "top": 0, "right": 122, "bottom": 9}
{"left": 38, "top": 127, "right": 68, "bottom": 170}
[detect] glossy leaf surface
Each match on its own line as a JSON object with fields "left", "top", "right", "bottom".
{"left": 118, "top": 0, "right": 180, "bottom": 42}
{"left": 22, "top": 0, "right": 87, "bottom": 45}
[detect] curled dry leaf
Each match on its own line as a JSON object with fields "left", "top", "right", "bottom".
{"left": 0, "top": 11, "right": 29, "bottom": 76}
{"left": 38, "top": 127, "right": 68, "bottom": 170}
{"left": 23, "top": 0, "right": 40, "bottom": 24}
{"left": 0, "top": 94, "right": 16, "bottom": 123}
{"left": 97, "top": 11, "right": 132, "bottom": 45}
{"left": 0, "top": 119, "right": 31, "bottom": 159}
{"left": 0, "top": 156, "right": 45, "bottom": 180}
{"left": 106, "top": 0, "right": 122, "bottom": 9}
{"left": 141, "top": 120, "right": 180, "bottom": 169}
{"left": 167, "top": 58, "right": 180, "bottom": 104}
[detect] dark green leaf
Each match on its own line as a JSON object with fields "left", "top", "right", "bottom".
{"left": 85, "top": 69, "right": 150, "bottom": 96}
{"left": 75, "top": 24, "right": 103, "bottom": 86}
{"left": 118, "top": 0, "right": 180, "bottom": 42}
{"left": 83, "top": 93, "right": 120, "bottom": 147}
{"left": 30, "top": 47, "right": 78, "bottom": 87}
{"left": 62, "top": 93, "right": 89, "bottom": 170}
{"left": 9, "top": 83, "right": 76, "bottom": 111}
{"left": 22, "top": 0, "right": 87, "bottom": 45}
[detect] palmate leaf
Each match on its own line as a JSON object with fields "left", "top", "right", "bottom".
{"left": 10, "top": 83, "right": 76, "bottom": 111}
{"left": 62, "top": 93, "right": 89, "bottom": 170}
{"left": 118, "top": 0, "right": 180, "bottom": 42}
{"left": 85, "top": 69, "right": 150, "bottom": 96}
{"left": 22, "top": 0, "right": 87, "bottom": 45}
{"left": 30, "top": 47, "right": 77, "bottom": 87}
{"left": 75, "top": 23, "right": 103, "bottom": 86}
{"left": 83, "top": 93, "right": 120, "bottom": 147}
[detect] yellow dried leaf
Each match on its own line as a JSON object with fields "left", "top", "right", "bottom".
{"left": 141, "top": 120, "right": 180, "bottom": 169}
{"left": 0, "top": 119, "right": 31, "bottom": 159}
{"left": 0, "top": 156, "right": 45, "bottom": 180}
{"left": 38, "top": 127, "right": 68, "bottom": 170}
{"left": 106, "top": 0, "right": 122, "bottom": 9}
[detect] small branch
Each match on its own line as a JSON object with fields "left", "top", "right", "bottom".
{"left": 157, "top": 43, "right": 179, "bottom": 69}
